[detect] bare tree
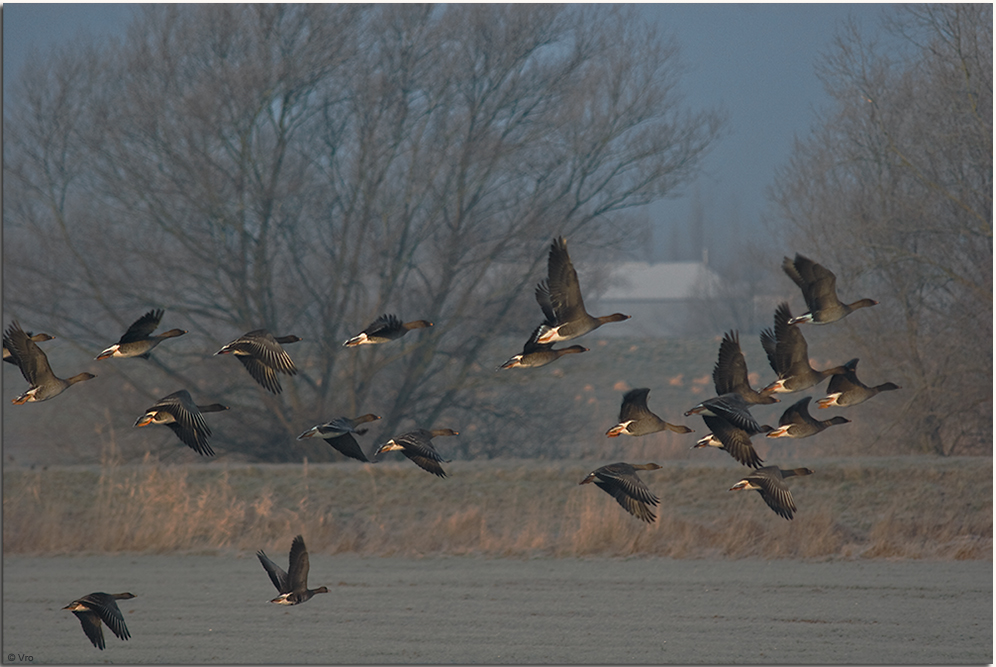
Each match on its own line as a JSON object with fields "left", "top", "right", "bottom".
{"left": 4, "top": 4, "right": 723, "bottom": 462}
{"left": 771, "top": 4, "right": 992, "bottom": 455}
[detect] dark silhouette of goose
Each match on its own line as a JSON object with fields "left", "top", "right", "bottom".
{"left": 343, "top": 314, "right": 432, "bottom": 347}
{"left": 4, "top": 321, "right": 95, "bottom": 404}
{"left": 96, "top": 309, "right": 186, "bottom": 360}
{"left": 760, "top": 303, "right": 848, "bottom": 393}
{"left": 818, "top": 358, "right": 900, "bottom": 408}
{"left": 579, "top": 462, "right": 662, "bottom": 523}
{"left": 63, "top": 592, "right": 136, "bottom": 650}
{"left": 134, "top": 389, "right": 229, "bottom": 456}
{"left": 729, "top": 466, "right": 814, "bottom": 520}
{"left": 215, "top": 329, "right": 301, "bottom": 394}
{"left": 374, "top": 428, "right": 458, "bottom": 477}
{"left": 498, "top": 325, "right": 588, "bottom": 370}
{"left": 297, "top": 413, "right": 381, "bottom": 462}
{"left": 606, "top": 388, "right": 693, "bottom": 437}
{"left": 782, "top": 253, "right": 878, "bottom": 324}
{"left": 257, "top": 535, "right": 329, "bottom": 605}
{"left": 684, "top": 392, "right": 763, "bottom": 434}
{"left": 692, "top": 416, "right": 771, "bottom": 469}
{"left": 713, "top": 330, "right": 779, "bottom": 405}
{"left": 534, "top": 237, "right": 629, "bottom": 344}
{"left": 3, "top": 330, "right": 54, "bottom": 365}
{"left": 767, "top": 396, "right": 850, "bottom": 439}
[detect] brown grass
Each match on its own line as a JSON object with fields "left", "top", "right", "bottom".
{"left": 3, "top": 455, "right": 991, "bottom": 560}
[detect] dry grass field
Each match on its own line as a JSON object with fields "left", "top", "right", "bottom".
{"left": 3, "top": 455, "right": 990, "bottom": 559}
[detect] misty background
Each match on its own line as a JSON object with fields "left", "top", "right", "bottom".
{"left": 3, "top": 4, "right": 990, "bottom": 467}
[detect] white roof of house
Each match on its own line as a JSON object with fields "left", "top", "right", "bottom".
{"left": 600, "top": 261, "right": 722, "bottom": 301}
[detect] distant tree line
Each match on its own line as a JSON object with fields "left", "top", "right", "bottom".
{"left": 772, "top": 4, "right": 992, "bottom": 454}
{"left": 3, "top": 4, "right": 722, "bottom": 461}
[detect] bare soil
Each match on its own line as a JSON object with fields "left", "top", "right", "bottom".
{"left": 2, "top": 554, "right": 990, "bottom": 664}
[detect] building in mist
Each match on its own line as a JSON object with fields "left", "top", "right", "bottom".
{"left": 594, "top": 260, "right": 726, "bottom": 337}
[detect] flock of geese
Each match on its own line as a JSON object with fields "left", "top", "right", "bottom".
{"left": 4, "top": 236, "right": 899, "bottom": 649}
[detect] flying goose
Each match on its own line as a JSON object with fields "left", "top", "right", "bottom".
{"left": 534, "top": 237, "right": 629, "bottom": 344}
{"left": 766, "top": 396, "right": 850, "bottom": 439}
{"left": 63, "top": 592, "right": 136, "bottom": 650}
{"left": 96, "top": 309, "right": 186, "bottom": 360}
{"left": 257, "top": 535, "right": 329, "bottom": 605}
{"left": 343, "top": 314, "right": 432, "bottom": 347}
{"left": 782, "top": 253, "right": 878, "bottom": 324}
{"left": 729, "top": 466, "right": 814, "bottom": 520}
{"left": 606, "top": 388, "right": 693, "bottom": 437}
{"left": 760, "top": 303, "right": 848, "bottom": 393}
{"left": 374, "top": 428, "right": 459, "bottom": 478}
{"left": 4, "top": 321, "right": 95, "bottom": 404}
{"left": 579, "top": 462, "right": 663, "bottom": 523}
{"left": 134, "top": 389, "right": 229, "bottom": 456}
{"left": 215, "top": 329, "right": 301, "bottom": 394}
{"left": 297, "top": 413, "right": 381, "bottom": 462}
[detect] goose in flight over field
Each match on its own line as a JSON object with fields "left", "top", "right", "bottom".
{"left": 215, "top": 329, "right": 301, "bottom": 394}
{"left": 134, "top": 389, "right": 229, "bottom": 456}
{"left": 712, "top": 330, "right": 779, "bottom": 405}
{"left": 96, "top": 309, "right": 186, "bottom": 360}
{"left": 766, "top": 396, "right": 850, "bottom": 439}
{"left": 4, "top": 321, "right": 95, "bottom": 404}
{"left": 782, "top": 253, "right": 878, "bottom": 325}
{"left": 497, "top": 324, "right": 588, "bottom": 370}
{"left": 63, "top": 592, "right": 136, "bottom": 650}
{"left": 257, "top": 535, "right": 329, "bottom": 605}
{"left": 297, "top": 413, "right": 381, "bottom": 462}
{"left": 818, "top": 358, "right": 900, "bottom": 408}
{"left": 760, "top": 303, "right": 849, "bottom": 394}
{"left": 343, "top": 314, "right": 432, "bottom": 347}
{"left": 685, "top": 392, "right": 763, "bottom": 434}
{"left": 579, "top": 462, "right": 663, "bottom": 523}
{"left": 374, "top": 428, "right": 458, "bottom": 478}
{"left": 729, "top": 466, "right": 814, "bottom": 520}
{"left": 692, "top": 415, "right": 770, "bottom": 469}
{"left": 3, "top": 330, "right": 54, "bottom": 364}
{"left": 606, "top": 388, "right": 693, "bottom": 437}
{"left": 534, "top": 236, "right": 630, "bottom": 344}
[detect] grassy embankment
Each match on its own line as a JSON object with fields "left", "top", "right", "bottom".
{"left": 3, "top": 454, "right": 990, "bottom": 559}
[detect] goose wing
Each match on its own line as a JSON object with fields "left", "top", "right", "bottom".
{"left": 520, "top": 325, "right": 554, "bottom": 354}
{"left": 324, "top": 432, "right": 371, "bottom": 462}
{"left": 533, "top": 281, "right": 558, "bottom": 325}
{"left": 771, "top": 303, "right": 810, "bottom": 375}
{"left": 80, "top": 593, "right": 130, "bottom": 642}
{"left": 826, "top": 359, "right": 863, "bottom": 394}
{"left": 257, "top": 550, "right": 290, "bottom": 594}
{"left": 779, "top": 397, "right": 816, "bottom": 427}
{"left": 751, "top": 467, "right": 797, "bottom": 520}
{"left": 118, "top": 309, "right": 163, "bottom": 344}
{"left": 593, "top": 464, "right": 659, "bottom": 523}
{"left": 72, "top": 611, "right": 106, "bottom": 649}
{"left": 236, "top": 356, "right": 284, "bottom": 394}
{"left": 713, "top": 331, "right": 752, "bottom": 397}
{"left": 545, "top": 237, "right": 587, "bottom": 323}
{"left": 4, "top": 322, "right": 57, "bottom": 386}
{"left": 702, "top": 416, "right": 764, "bottom": 469}
{"left": 618, "top": 388, "right": 654, "bottom": 423}
{"left": 364, "top": 314, "right": 403, "bottom": 338}
{"left": 286, "top": 535, "right": 311, "bottom": 594}
{"left": 704, "top": 394, "right": 761, "bottom": 433}
{"left": 788, "top": 254, "right": 839, "bottom": 312}
{"left": 396, "top": 430, "right": 449, "bottom": 478}
{"left": 154, "top": 390, "right": 214, "bottom": 456}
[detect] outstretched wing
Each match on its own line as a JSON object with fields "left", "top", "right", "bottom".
{"left": 257, "top": 550, "right": 290, "bottom": 594}
{"left": 118, "top": 309, "right": 164, "bottom": 344}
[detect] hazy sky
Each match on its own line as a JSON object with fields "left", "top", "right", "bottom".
{"left": 2, "top": 3, "right": 887, "bottom": 265}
